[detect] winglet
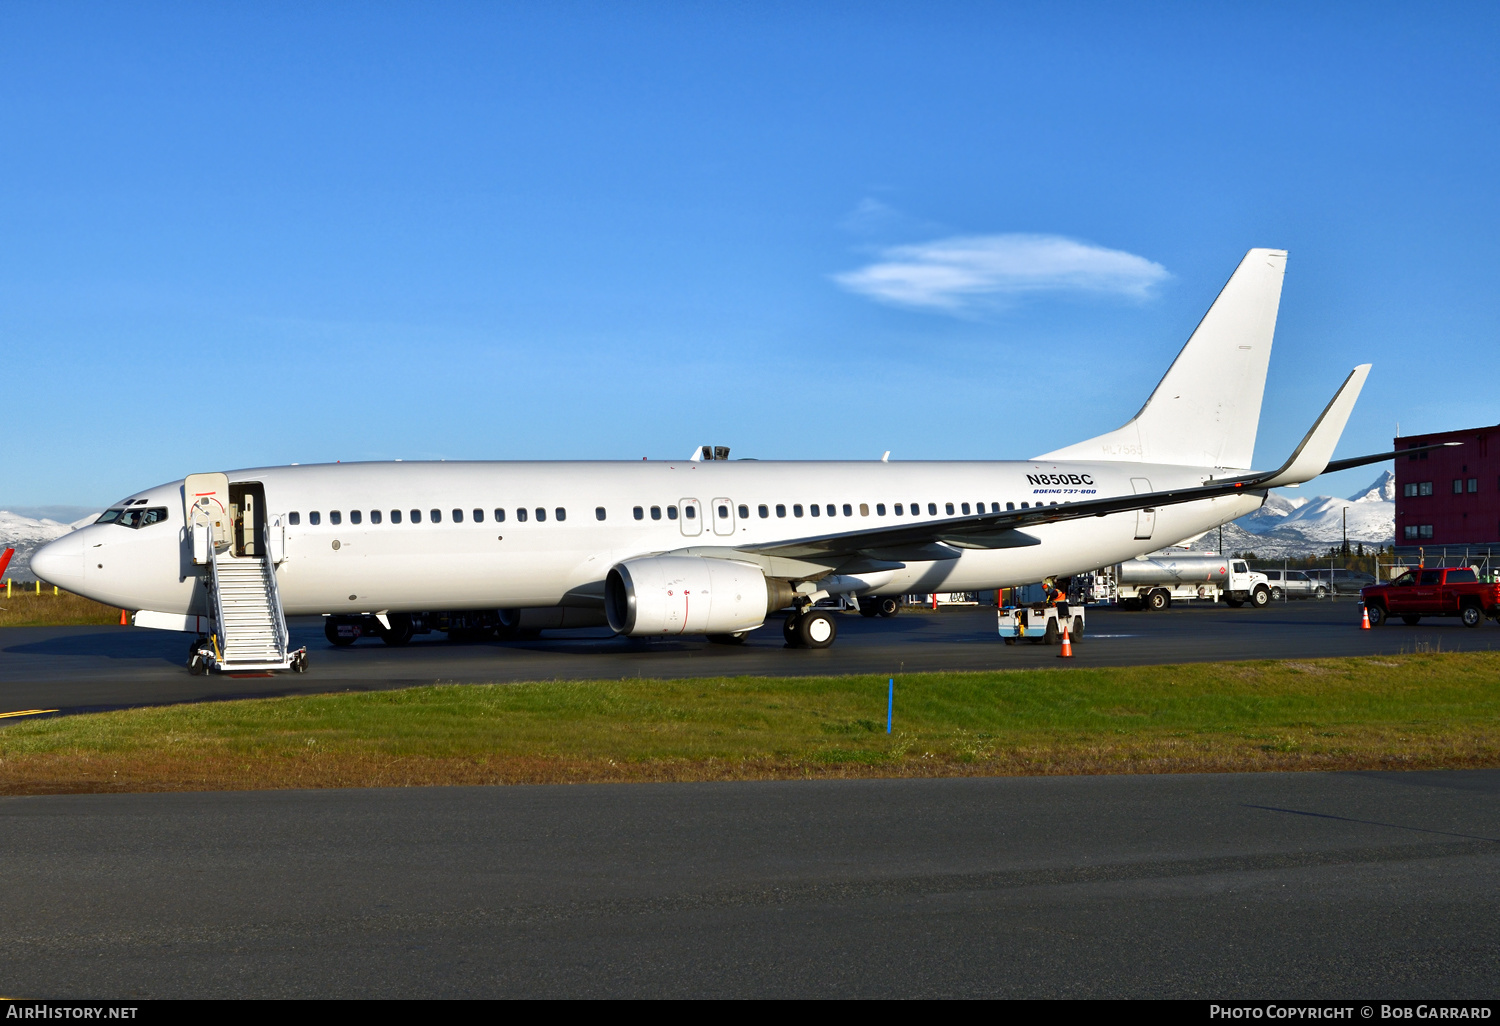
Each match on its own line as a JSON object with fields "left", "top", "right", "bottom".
{"left": 1259, "top": 364, "right": 1371, "bottom": 487}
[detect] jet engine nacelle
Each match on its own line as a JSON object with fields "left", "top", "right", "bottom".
{"left": 605, "top": 555, "right": 790, "bottom": 636}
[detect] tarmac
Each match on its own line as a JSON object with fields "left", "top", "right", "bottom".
{"left": 3, "top": 770, "right": 1497, "bottom": 998}
{"left": 1, "top": 597, "right": 1496, "bottom": 717}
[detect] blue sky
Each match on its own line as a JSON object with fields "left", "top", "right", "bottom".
{"left": 3, "top": 1, "right": 1497, "bottom": 508}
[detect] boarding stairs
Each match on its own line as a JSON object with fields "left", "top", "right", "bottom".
{"left": 200, "top": 521, "right": 305, "bottom": 673}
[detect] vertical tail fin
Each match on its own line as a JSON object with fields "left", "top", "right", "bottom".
{"left": 1036, "top": 248, "right": 1287, "bottom": 469}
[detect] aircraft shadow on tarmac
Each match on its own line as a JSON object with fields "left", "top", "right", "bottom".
{"left": 3, "top": 630, "right": 184, "bottom": 663}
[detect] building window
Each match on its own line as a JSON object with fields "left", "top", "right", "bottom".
{"left": 875, "top": 503, "right": 885, "bottom": 515}
{"left": 596, "top": 507, "right": 607, "bottom": 521}
{"left": 411, "top": 509, "right": 422, "bottom": 523}
{"left": 1420, "top": 525, "right": 1434, "bottom": 539}
{"left": 310, "top": 511, "right": 321, "bottom": 526}
{"left": 1419, "top": 481, "right": 1433, "bottom": 496}
{"left": 452, "top": 509, "right": 464, "bottom": 523}
{"left": 494, "top": 508, "right": 505, "bottom": 522}
{"left": 1404, "top": 526, "right": 1418, "bottom": 539}
{"left": 330, "top": 511, "right": 342, "bottom": 525}
{"left": 473, "top": 509, "right": 484, "bottom": 523}
{"left": 371, "top": 510, "right": 382, "bottom": 524}
{"left": 391, "top": 510, "right": 402, "bottom": 524}
{"left": 633, "top": 506, "right": 644, "bottom": 520}
{"left": 1404, "top": 483, "right": 1418, "bottom": 497}
{"left": 350, "top": 510, "right": 362, "bottom": 525}
{"left": 1468, "top": 478, "right": 1479, "bottom": 493}
{"left": 516, "top": 508, "right": 527, "bottom": 522}
{"left": 667, "top": 506, "right": 678, "bottom": 520}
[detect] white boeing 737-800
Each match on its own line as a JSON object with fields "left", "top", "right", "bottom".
{"left": 32, "top": 248, "right": 1407, "bottom": 671}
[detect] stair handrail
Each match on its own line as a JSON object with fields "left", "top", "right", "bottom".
{"left": 260, "top": 520, "right": 291, "bottom": 661}
{"left": 201, "top": 507, "right": 228, "bottom": 664}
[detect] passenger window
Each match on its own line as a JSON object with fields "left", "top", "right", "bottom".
{"left": 1021, "top": 502, "right": 1029, "bottom": 509}
{"left": 411, "top": 510, "right": 421, "bottom": 523}
{"left": 596, "top": 507, "right": 606, "bottom": 521}
{"left": 842, "top": 504, "right": 852, "bottom": 516}
{"left": 928, "top": 503, "right": 937, "bottom": 515}
{"left": 371, "top": 510, "right": 382, "bottom": 524}
{"left": 876, "top": 504, "right": 885, "bottom": 515}
{"left": 391, "top": 510, "right": 402, "bottom": 524}
{"left": 536, "top": 508, "right": 547, "bottom": 522}
{"left": 775, "top": 504, "right": 786, "bottom": 518}
{"left": 684, "top": 506, "right": 695, "bottom": 519}
{"left": 1420, "top": 570, "right": 1441, "bottom": 585}
{"left": 556, "top": 508, "right": 566, "bottom": 521}
{"left": 810, "top": 505, "right": 820, "bottom": 517}
{"left": 826, "top": 504, "right": 836, "bottom": 516}
{"left": 738, "top": 504, "right": 749, "bottom": 519}
{"left": 1448, "top": 569, "right": 1477, "bottom": 583}
{"left": 651, "top": 506, "right": 662, "bottom": 520}
{"left": 350, "top": 511, "right": 361, "bottom": 525}
{"left": 633, "top": 506, "right": 644, "bottom": 520}
{"left": 718, "top": 504, "right": 729, "bottom": 518}
{"left": 431, "top": 509, "right": 442, "bottom": 523}
{"left": 330, "top": 511, "right": 342, "bottom": 525}
{"left": 494, "top": 508, "right": 505, "bottom": 522}
{"left": 894, "top": 504, "right": 903, "bottom": 516}
{"left": 793, "top": 504, "right": 803, "bottom": 517}
{"left": 473, "top": 509, "right": 484, "bottom": 523}
{"left": 452, "top": 509, "right": 464, "bottom": 523}
{"left": 945, "top": 503, "right": 955, "bottom": 515}
{"left": 289, "top": 512, "right": 301, "bottom": 526}
{"left": 961, "top": 503, "right": 971, "bottom": 515}
{"left": 667, "top": 506, "right": 678, "bottom": 520}
{"left": 1006, "top": 502, "right": 1014, "bottom": 511}
{"left": 758, "top": 504, "right": 768, "bottom": 518}
{"left": 517, "top": 508, "right": 528, "bottom": 522}
{"left": 310, "top": 511, "right": 321, "bottom": 526}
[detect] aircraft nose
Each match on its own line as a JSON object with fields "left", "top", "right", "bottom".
{"left": 30, "top": 532, "right": 84, "bottom": 586}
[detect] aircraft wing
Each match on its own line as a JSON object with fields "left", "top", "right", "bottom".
{"left": 744, "top": 364, "right": 1396, "bottom": 564}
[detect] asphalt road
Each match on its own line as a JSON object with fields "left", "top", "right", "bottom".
{"left": 3, "top": 599, "right": 1498, "bottom": 715}
{"left": 2, "top": 770, "right": 1497, "bottom": 998}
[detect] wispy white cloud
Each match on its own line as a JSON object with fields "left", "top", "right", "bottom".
{"left": 833, "top": 233, "right": 1170, "bottom": 312}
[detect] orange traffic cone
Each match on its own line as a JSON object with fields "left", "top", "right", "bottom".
{"left": 1360, "top": 605, "right": 1370, "bottom": 630}
{"left": 1058, "top": 622, "right": 1073, "bottom": 658}
{"left": 120, "top": 609, "right": 128, "bottom": 626}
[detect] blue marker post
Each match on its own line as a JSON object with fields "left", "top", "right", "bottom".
{"left": 887, "top": 678, "right": 894, "bottom": 734}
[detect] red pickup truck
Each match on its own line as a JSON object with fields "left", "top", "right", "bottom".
{"left": 1360, "top": 567, "right": 1500, "bottom": 627}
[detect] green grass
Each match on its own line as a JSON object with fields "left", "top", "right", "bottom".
{"left": 2, "top": 651, "right": 1498, "bottom": 794}
{"left": 0, "top": 589, "right": 123, "bottom": 626}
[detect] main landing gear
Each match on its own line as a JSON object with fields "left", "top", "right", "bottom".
{"left": 783, "top": 608, "right": 838, "bottom": 649}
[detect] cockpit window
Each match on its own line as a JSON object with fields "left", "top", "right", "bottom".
{"left": 114, "top": 506, "right": 169, "bottom": 529}
{"left": 96, "top": 509, "right": 125, "bottom": 524}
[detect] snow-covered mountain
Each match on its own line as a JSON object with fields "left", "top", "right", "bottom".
{"left": 1177, "top": 470, "right": 1395, "bottom": 558}
{"left": 0, "top": 510, "right": 100, "bottom": 581}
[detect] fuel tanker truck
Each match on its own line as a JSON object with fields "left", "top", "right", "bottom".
{"left": 1073, "top": 554, "right": 1271, "bottom": 611}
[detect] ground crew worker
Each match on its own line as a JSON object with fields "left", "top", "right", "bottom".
{"left": 1045, "top": 577, "right": 1070, "bottom": 621}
